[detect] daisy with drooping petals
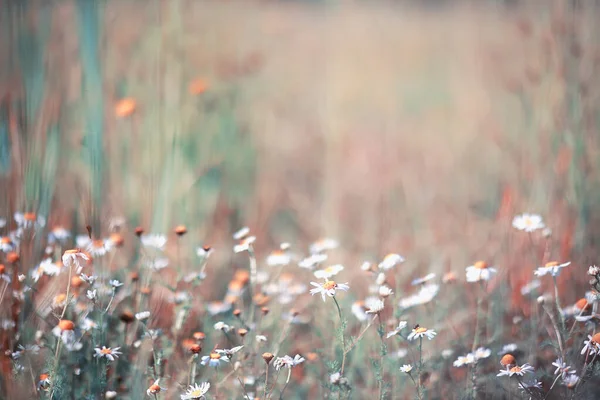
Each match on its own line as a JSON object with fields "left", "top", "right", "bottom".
{"left": 314, "top": 264, "right": 344, "bottom": 279}
{"left": 201, "top": 352, "right": 229, "bottom": 367}
{"left": 534, "top": 261, "right": 571, "bottom": 277}
{"left": 180, "top": 382, "right": 210, "bottom": 400}
{"left": 378, "top": 253, "right": 405, "bottom": 270}
{"left": 386, "top": 321, "right": 408, "bottom": 338}
{"left": 581, "top": 333, "right": 600, "bottom": 355}
{"left": 234, "top": 236, "right": 256, "bottom": 253}
{"left": 407, "top": 326, "right": 437, "bottom": 341}
{"left": 273, "top": 354, "right": 305, "bottom": 370}
{"left": 93, "top": 346, "right": 122, "bottom": 361}
{"left": 465, "top": 261, "right": 497, "bottom": 283}
{"left": 147, "top": 378, "right": 167, "bottom": 396}
{"left": 62, "top": 249, "right": 90, "bottom": 271}
{"left": 512, "top": 213, "right": 545, "bottom": 232}
{"left": 309, "top": 280, "right": 350, "bottom": 302}
{"left": 497, "top": 363, "right": 534, "bottom": 377}
{"left": 365, "top": 298, "right": 385, "bottom": 314}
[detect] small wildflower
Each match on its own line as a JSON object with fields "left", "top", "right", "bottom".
{"left": 216, "top": 346, "right": 244, "bottom": 357}
{"left": 180, "top": 382, "right": 210, "bottom": 400}
{"left": 378, "top": 253, "right": 405, "bottom": 270}
{"left": 14, "top": 212, "right": 45, "bottom": 229}
{"left": 109, "top": 280, "right": 123, "bottom": 288}
{"left": 93, "top": 346, "right": 122, "bottom": 362}
{"left": 234, "top": 236, "right": 256, "bottom": 253}
{"left": 400, "top": 364, "right": 413, "bottom": 373}
{"left": 588, "top": 265, "right": 600, "bottom": 276}
{"left": 465, "top": 261, "right": 497, "bottom": 282}
{"left": 365, "top": 298, "right": 385, "bottom": 314}
{"left": 299, "top": 253, "right": 328, "bottom": 269}
{"left": 453, "top": 354, "right": 476, "bottom": 367}
{"left": 512, "top": 213, "right": 545, "bottom": 232}
{"left": 105, "top": 390, "right": 117, "bottom": 399}
{"left": 386, "top": 321, "right": 408, "bottom": 338}
{"left": 214, "top": 321, "right": 233, "bottom": 332}
{"left": 562, "top": 374, "right": 580, "bottom": 389}
{"left": 309, "top": 280, "right": 350, "bottom": 302}
{"left": 497, "top": 363, "right": 534, "bottom": 377}
{"left": 62, "top": 249, "right": 90, "bottom": 272}
{"left": 266, "top": 249, "right": 291, "bottom": 266}
{"left": 201, "top": 352, "right": 229, "bottom": 367}
{"left": 196, "top": 246, "right": 213, "bottom": 259}
{"left": 313, "top": 264, "right": 344, "bottom": 279}
{"left": 135, "top": 311, "right": 151, "bottom": 321}
{"left": 233, "top": 227, "right": 251, "bottom": 240}
{"left": 520, "top": 279, "right": 542, "bottom": 296}
{"left": 379, "top": 285, "right": 394, "bottom": 297}
{"left": 552, "top": 358, "right": 576, "bottom": 378}
{"left": 407, "top": 326, "right": 437, "bottom": 341}
{"left": 309, "top": 238, "right": 338, "bottom": 254}
{"left": 580, "top": 333, "right": 600, "bottom": 355}
{"left": 534, "top": 261, "right": 571, "bottom": 277}
{"left": 147, "top": 379, "right": 167, "bottom": 396}
{"left": 86, "top": 290, "right": 97, "bottom": 300}
{"left": 273, "top": 354, "right": 305, "bottom": 370}
{"left": 399, "top": 284, "right": 439, "bottom": 308}
{"left": 141, "top": 234, "right": 167, "bottom": 250}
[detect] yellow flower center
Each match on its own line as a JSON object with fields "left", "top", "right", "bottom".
{"left": 210, "top": 352, "right": 221, "bottom": 360}
{"left": 323, "top": 281, "right": 337, "bottom": 290}
{"left": 92, "top": 240, "right": 105, "bottom": 248}
{"left": 100, "top": 348, "right": 112, "bottom": 355}
{"left": 23, "top": 213, "right": 36, "bottom": 221}
{"left": 545, "top": 261, "right": 559, "bottom": 267}
{"left": 509, "top": 366, "right": 522, "bottom": 373}
{"left": 325, "top": 266, "right": 336, "bottom": 274}
{"left": 149, "top": 384, "right": 161, "bottom": 394}
{"left": 415, "top": 327, "right": 427, "bottom": 334}
{"left": 474, "top": 261, "right": 488, "bottom": 270}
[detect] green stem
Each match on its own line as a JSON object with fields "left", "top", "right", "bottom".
{"left": 332, "top": 296, "right": 347, "bottom": 375}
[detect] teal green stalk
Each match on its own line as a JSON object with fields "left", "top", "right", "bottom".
{"left": 76, "top": 0, "right": 105, "bottom": 232}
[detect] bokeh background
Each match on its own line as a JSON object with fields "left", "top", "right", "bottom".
{"left": 1, "top": 0, "right": 600, "bottom": 302}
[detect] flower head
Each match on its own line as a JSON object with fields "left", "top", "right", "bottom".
{"left": 141, "top": 234, "right": 167, "bottom": 250}
{"left": 497, "top": 363, "right": 534, "bottom": 377}
{"left": 180, "top": 382, "right": 210, "bottom": 400}
{"left": 378, "top": 253, "right": 405, "bottom": 270}
{"left": 309, "top": 280, "right": 350, "bottom": 302}
{"left": 407, "top": 326, "right": 437, "bottom": 341}
{"left": 534, "top": 261, "right": 571, "bottom": 277}
{"left": 273, "top": 354, "right": 305, "bottom": 370}
{"left": 314, "top": 264, "right": 344, "bottom": 280}
{"left": 400, "top": 364, "right": 413, "bottom": 373}
{"left": 94, "top": 346, "right": 122, "bottom": 362}
{"left": 512, "top": 213, "right": 545, "bottom": 232}
{"left": 581, "top": 333, "right": 600, "bottom": 355}
{"left": 552, "top": 358, "right": 576, "bottom": 378}
{"left": 386, "top": 321, "right": 408, "bottom": 338}
{"left": 147, "top": 379, "right": 167, "bottom": 396}
{"left": 201, "top": 352, "right": 229, "bottom": 367}
{"left": 364, "top": 298, "right": 385, "bottom": 314}
{"left": 465, "top": 261, "right": 497, "bottom": 282}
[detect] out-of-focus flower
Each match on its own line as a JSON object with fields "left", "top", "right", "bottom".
{"left": 141, "top": 234, "right": 167, "bottom": 250}
{"left": 400, "top": 365, "right": 413, "bottom": 373}
{"left": 233, "top": 227, "right": 250, "bottom": 240}
{"left": 266, "top": 249, "right": 292, "bottom": 266}
{"left": 552, "top": 358, "right": 576, "bottom": 378}
{"left": 214, "top": 321, "right": 233, "bottom": 332}
{"left": 215, "top": 346, "right": 244, "bottom": 357}
{"left": 411, "top": 273, "right": 436, "bottom": 286}
{"left": 62, "top": 250, "right": 90, "bottom": 272}
{"left": 453, "top": 353, "right": 476, "bottom": 367}
{"left": 562, "top": 374, "right": 579, "bottom": 389}
{"left": 309, "top": 280, "right": 350, "bottom": 302}
{"left": 14, "top": 212, "right": 45, "bottom": 229}
{"left": 86, "top": 290, "right": 97, "bottom": 300}
{"left": 407, "top": 326, "right": 437, "bottom": 341}
{"left": 273, "top": 354, "right": 305, "bottom": 370}
{"left": 379, "top": 285, "right": 394, "bottom": 297}
{"left": 351, "top": 301, "right": 369, "bottom": 322}
{"left": 313, "top": 264, "right": 344, "bottom": 279}
{"left": 234, "top": 236, "right": 256, "bottom": 253}
{"left": 465, "top": 261, "right": 497, "bottom": 283}
{"left": 534, "top": 261, "right": 571, "bottom": 277}
{"left": 109, "top": 280, "right": 123, "bottom": 288}
{"left": 498, "top": 344, "right": 518, "bottom": 356}
{"left": 386, "top": 321, "right": 408, "bottom": 338}
{"left": 196, "top": 246, "right": 213, "bottom": 259}
{"left": 512, "top": 213, "right": 545, "bottom": 232}
{"left": 299, "top": 253, "right": 328, "bottom": 269}
{"left": 581, "top": 333, "right": 600, "bottom": 355}
{"left": 135, "top": 311, "right": 151, "bottom": 321}
{"left": 365, "top": 298, "right": 385, "bottom": 314}
{"left": 497, "top": 363, "right": 534, "bottom": 377}
{"left": 309, "top": 238, "right": 338, "bottom": 254}
{"left": 146, "top": 379, "right": 167, "bottom": 396}
{"left": 378, "top": 253, "right": 405, "bottom": 270}
{"left": 201, "top": 352, "right": 229, "bottom": 367}
{"left": 146, "top": 257, "right": 169, "bottom": 271}
{"left": 399, "top": 284, "right": 439, "bottom": 309}
{"left": 588, "top": 265, "right": 600, "bottom": 276}
{"left": 521, "top": 279, "right": 541, "bottom": 296}
{"left": 48, "top": 226, "right": 71, "bottom": 244}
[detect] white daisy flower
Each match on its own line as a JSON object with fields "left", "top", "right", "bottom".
{"left": 86, "top": 239, "right": 114, "bottom": 257}
{"left": 365, "top": 298, "right": 385, "bottom": 314}
{"left": 309, "top": 280, "right": 350, "bottom": 302}
{"left": 588, "top": 265, "right": 600, "bottom": 276}
{"left": 498, "top": 343, "right": 518, "bottom": 355}
{"left": 512, "top": 213, "right": 545, "bottom": 232}
{"left": 453, "top": 353, "right": 476, "bottom": 367}
{"left": 465, "top": 261, "right": 497, "bottom": 282}
{"left": 135, "top": 311, "right": 151, "bottom": 321}
{"left": 562, "top": 374, "right": 579, "bottom": 388}
{"left": 497, "top": 363, "right": 534, "bottom": 377}
{"left": 266, "top": 249, "right": 292, "bottom": 266}
{"left": 400, "top": 364, "right": 413, "bottom": 373}
{"left": 14, "top": 212, "right": 45, "bottom": 229}
{"left": 94, "top": 346, "right": 122, "bottom": 362}
{"left": 110, "top": 280, "right": 123, "bottom": 288}
{"left": 86, "top": 290, "right": 97, "bottom": 300}
{"left": 351, "top": 301, "right": 369, "bottom": 322}
{"left": 378, "top": 253, "right": 405, "bottom": 270}
{"left": 309, "top": 238, "right": 338, "bottom": 254}
{"left": 407, "top": 326, "right": 437, "bottom": 341}
{"left": 234, "top": 236, "right": 256, "bottom": 253}
{"left": 201, "top": 352, "right": 229, "bottom": 367}
{"left": 552, "top": 358, "right": 576, "bottom": 378}
{"left": 141, "top": 234, "right": 167, "bottom": 250}
{"left": 62, "top": 250, "right": 90, "bottom": 271}
{"left": 379, "top": 285, "right": 394, "bottom": 297}
{"left": 386, "top": 321, "right": 408, "bottom": 338}
{"left": 273, "top": 354, "right": 305, "bottom": 370}
{"left": 534, "top": 261, "right": 571, "bottom": 277}
{"left": 298, "top": 253, "right": 328, "bottom": 269}
{"left": 214, "top": 321, "right": 233, "bottom": 332}
{"left": 48, "top": 226, "right": 71, "bottom": 243}
{"left": 147, "top": 257, "right": 169, "bottom": 271}
{"left": 180, "top": 382, "right": 210, "bottom": 400}
{"left": 313, "top": 264, "right": 344, "bottom": 279}
{"left": 196, "top": 246, "right": 213, "bottom": 259}
{"left": 520, "top": 279, "right": 542, "bottom": 296}
{"left": 580, "top": 334, "right": 600, "bottom": 355}
{"left": 474, "top": 347, "right": 491, "bottom": 360}
{"left": 399, "top": 284, "right": 439, "bottom": 309}
{"left": 233, "top": 227, "right": 250, "bottom": 240}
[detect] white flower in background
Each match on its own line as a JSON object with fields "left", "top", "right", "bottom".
{"left": 94, "top": 346, "right": 122, "bottom": 361}
{"left": 562, "top": 374, "right": 579, "bottom": 388}
{"left": 309, "top": 238, "right": 338, "bottom": 254}
{"left": 48, "top": 226, "right": 71, "bottom": 243}
{"left": 552, "top": 358, "right": 576, "bottom": 378}
{"left": 581, "top": 334, "right": 600, "bottom": 355}
{"left": 400, "top": 364, "right": 413, "bottom": 373}
{"left": 314, "top": 264, "right": 344, "bottom": 279}
{"left": 298, "top": 253, "right": 328, "bottom": 269}
{"left": 80, "top": 318, "right": 98, "bottom": 331}
{"left": 105, "top": 391, "right": 117, "bottom": 399}
{"left": 399, "top": 284, "right": 439, "bottom": 309}
{"left": 86, "top": 239, "right": 114, "bottom": 257}
{"left": 80, "top": 273, "right": 97, "bottom": 284}
{"left": 86, "top": 290, "right": 97, "bottom": 300}
{"left": 216, "top": 346, "right": 244, "bottom": 357}
{"left": 0, "top": 218, "right": 5, "bottom": 228}
{"left": 201, "top": 352, "right": 230, "bottom": 367}
{"left": 206, "top": 301, "right": 232, "bottom": 316}
{"left": 273, "top": 354, "right": 305, "bottom": 370}
{"left": 386, "top": 321, "right": 408, "bottom": 338}
{"left": 135, "top": 311, "right": 151, "bottom": 321}
{"left": 465, "top": 261, "right": 497, "bottom": 283}
{"left": 62, "top": 250, "right": 90, "bottom": 271}
{"left": 309, "top": 280, "right": 350, "bottom": 302}
{"left": 512, "top": 213, "right": 545, "bottom": 232}
{"left": 534, "top": 261, "right": 571, "bottom": 277}
{"left": 518, "top": 379, "right": 543, "bottom": 391}
{"left": 234, "top": 236, "right": 256, "bottom": 253}
{"left": 375, "top": 273, "right": 387, "bottom": 286}
{"left": 351, "top": 301, "right": 369, "bottom": 322}
{"left": 378, "top": 253, "right": 405, "bottom": 270}
{"left": 196, "top": 245, "right": 213, "bottom": 259}
{"left": 214, "top": 321, "right": 233, "bottom": 332}
{"left": 330, "top": 372, "right": 345, "bottom": 385}
{"left": 497, "top": 364, "right": 534, "bottom": 377}
{"left": 0, "top": 236, "right": 15, "bottom": 252}
{"left": 109, "top": 280, "right": 123, "bottom": 288}
{"left": 146, "top": 257, "right": 169, "bottom": 271}
{"left": 498, "top": 343, "right": 518, "bottom": 355}
{"left": 407, "top": 326, "right": 437, "bottom": 341}
{"left": 266, "top": 249, "right": 292, "bottom": 266}
{"left": 141, "top": 234, "right": 167, "bottom": 250}
{"left": 180, "top": 382, "right": 210, "bottom": 400}
{"left": 441, "top": 349, "right": 454, "bottom": 359}
{"left": 453, "top": 354, "right": 476, "bottom": 367}
{"left": 411, "top": 273, "right": 436, "bottom": 286}
{"left": 255, "top": 335, "right": 267, "bottom": 343}
{"left": 379, "top": 285, "right": 394, "bottom": 297}
{"left": 233, "top": 227, "right": 251, "bottom": 240}
{"left": 520, "top": 279, "right": 542, "bottom": 296}
{"left": 14, "top": 212, "right": 45, "bottom": 229}
{"left": 365, "top": 298, "right": 385, "bottom": 314}
{"left": 474, "top": 347, "right": 491, "bottom": 360}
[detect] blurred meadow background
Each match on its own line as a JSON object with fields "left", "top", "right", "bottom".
{"left": 2, "top": 0, "right": 600, "bottom": 399}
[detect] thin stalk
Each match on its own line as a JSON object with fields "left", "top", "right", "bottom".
{"left": 332, "top": 296, "right": 347, "bottom": 375}
{"left": 279, "top": 368, "right": 292, "bottom": 400}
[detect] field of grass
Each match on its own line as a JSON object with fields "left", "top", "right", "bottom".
{"left": 1, "top": 0, "right": 600, "bottom": 399}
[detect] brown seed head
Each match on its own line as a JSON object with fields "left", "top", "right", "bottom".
{"left": 575, "top": 298, "right": 589, "bottom": 311}
{"left": 58, "top": 320, "right": 75, "bottom": 331}
{"left": 71, "top": 275, "right": 84, "bottom": 288}
{"left": 120, "top": 311, "right": 135, "bottom": 324}
{"left": 190, "top": 344, "right": 202, "bottom": 354}
{"left": 0, "top": 264, "right": 5, "bottom": 274}
{"left": 6, "top": 252, "right": 19, "bottom": 263}
{"left": 262, "top": 352, "right": 274, "bottom": 363}
{"left": 500, "top": 354, "right": 516, "bottom": 366}
{"left": 140, "top": 287, "right": 151, "bottom": 295}
{"left": 474, "top": 261, "right": 488, "bottom": 270}
{"left": 592, "top": 333, "right": 600, "bottom": 344}
{"left": 134, "top": 226, "right": 144, "bottom": 237}
{"left": 261, "top": 307, "right": 270, "bottom": 315}
{"left": 193, "top": 332, "right": 206, "bottom": 341}
{"left": 115, "top": 98, "right": 136, "bottom": 117}
{"left": 130, "top": 272, "right": 139, "bottom": 282}
{"left": 174, "top": 225, "right": 187, "bottom": 236}
{"left": 233, "top": 309, "right": 242, "bottom": 317}
{"left": 238, "top": 328, "right": 248, "bottom": 337}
